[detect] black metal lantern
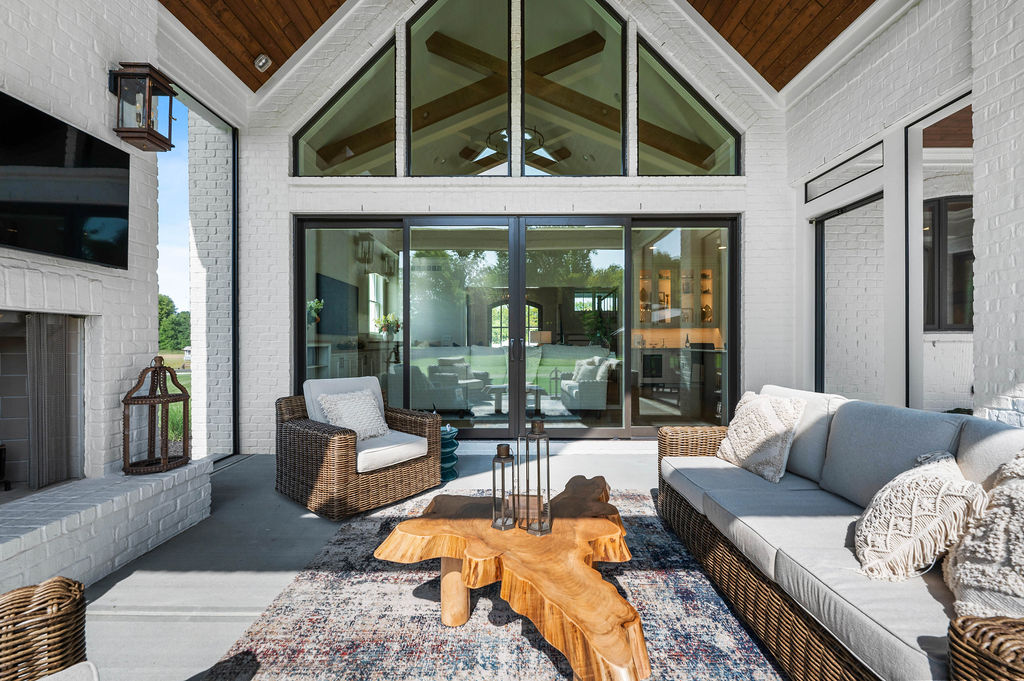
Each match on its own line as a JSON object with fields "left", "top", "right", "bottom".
{"left": 108, "top": 62, "right": 174, "bottom": 151}
{"left": 491, "top": 444, "right": 515, "bottom": 530}
{"left": 519, "top": 421, "right": 552, "bottom": 536}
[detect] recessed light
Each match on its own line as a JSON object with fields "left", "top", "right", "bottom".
{"left": 254, "top": 53, "right": 272, "bottom": 73}
{"left": 718, "top": 245, "right": 727, "bottom": 250}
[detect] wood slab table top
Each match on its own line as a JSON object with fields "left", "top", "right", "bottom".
{"left": 374, "top": 475, "right": 651, "bottom": 681}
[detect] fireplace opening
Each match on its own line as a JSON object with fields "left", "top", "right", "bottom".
{"left": 0, "top": 310, "right": 84, "bottom": 499}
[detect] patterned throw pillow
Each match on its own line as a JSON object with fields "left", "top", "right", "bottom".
{"left": 855, "top": 452, "right": 988, "bottom": 581}
{"left": 317, "top": 390, "right": 388, "bottom": 441}
{"left": 716, "top": 391, "right": 806, "bottom": 483}
{"left": 944, "top": 454, "right": 1024, "bottom": 617}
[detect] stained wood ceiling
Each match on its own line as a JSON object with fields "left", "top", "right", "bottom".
{"left": 687, "top": 0, "right": 877, "bottom": 90}
{"left": 159, "top": 0, "right": 348, "bottom": 90}
{"left": 162, "top": 0, "right": 876, "bottom": 92}
{"left": 923, "top": 106, "right": 973, "bottom": 148}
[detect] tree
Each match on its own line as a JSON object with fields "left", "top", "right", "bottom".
{"left": 158, "top": 294, "right": 176, "bottom": 327}
{"left": 159, "top": 310, "right": 191, "bottom": 351}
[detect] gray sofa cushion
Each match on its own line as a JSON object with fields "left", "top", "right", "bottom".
{"left": 820, "top": 401, "right": 966, "bottom": 507}
{"left": 702, "top": 488, "right": 862, "bottom": 580}
{"left": 955, "top": 416, "right": 1024, "bottom": 489}
{"left": 762, "top": 384, "right": 846, "bottom": 482}
{"left": 660, "top": 456, "right": 818, "bottom": 515}
{"left": 775, "top": 546, "right": 952, "bottom": 681}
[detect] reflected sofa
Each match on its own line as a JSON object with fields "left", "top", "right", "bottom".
{"left": 658, "top": 384, "right": 1024, "bottom": 681}
{"left": 560, "top": 357, "right": 622, "bottom": 412}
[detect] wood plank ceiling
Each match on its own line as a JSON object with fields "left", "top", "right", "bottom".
{"left": 923, "top": 106, "right": 973, "bottom": 148}
{"left": 159, "top": 0, "right": 348, "bottom": 90}
{"left": 162, "top": 0, "right": 876, "bottom": 92}
{"left": 687, "top": 0, "right": 877, "bottom": 90}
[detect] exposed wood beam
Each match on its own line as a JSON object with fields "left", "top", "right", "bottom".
{"left": 317, "top": 30, "right": 713, "bottom": 171}
{"left": 429, "top": 33, "right": 715, "bottom": 169}
{"left": 318, "top": 32, "right": 606, "bottom": 168}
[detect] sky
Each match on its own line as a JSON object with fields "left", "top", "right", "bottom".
{"left": 157, "top": 103, "right": 191, "bottom": 312}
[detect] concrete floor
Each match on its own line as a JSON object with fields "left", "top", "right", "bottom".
{"left": 86, "top": 442, "right": 657, "bottom": 680}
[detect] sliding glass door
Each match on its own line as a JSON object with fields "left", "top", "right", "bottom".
{"left": 522, "top": 221, "right": 625, "bottom": 432}
{"left": 407, "top": 220, "right": 513, "bottom": 434}
{"left": 296, "top": 217, "right": 738, "bottom": 437}
{"left": 631, "top": 222, "right": 730, "bottom": 426}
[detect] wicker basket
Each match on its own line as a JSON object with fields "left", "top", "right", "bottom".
{"left": 0, "top": 576, "right": 87, "bottom": 681}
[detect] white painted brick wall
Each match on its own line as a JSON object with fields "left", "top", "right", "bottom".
{"left": 970, "top": 0, "right": 1024, "bottom": 426}
{"left": 235, "top": 0, "right": 796, "bottom": 451}
{"left": 822, "top": 199, "right": 886, "bottom": 401}
{"left": 0, "top": 0, "right": 161, "bottom": 478}
{"left": 0, "top": 459, "right": 211, "bottom": 592}
{"left": 188, "top": 113, "right": 234, "bottom": 459}
{"left": 787, "top": 0, "right": 972, "bottom": 184}
{"left": 922, "top": 334, "right": 973, "bottom": 411}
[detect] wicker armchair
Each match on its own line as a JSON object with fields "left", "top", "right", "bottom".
{"left": 656, "top": 426, "right": 1024, "bottom": 681}
{"left": 0, "top": 576, "right": 86, "bottom": 681}
{"left": 275, "top": 396, "right": 441, "bottom": 520}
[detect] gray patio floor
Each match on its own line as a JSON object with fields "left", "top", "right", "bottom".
{"left": 85, "top": 441, "right": 658, "bottom": 680}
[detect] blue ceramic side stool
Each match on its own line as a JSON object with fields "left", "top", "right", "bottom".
{"left": 440, "top": 424, "right": 459, "bottom": 482}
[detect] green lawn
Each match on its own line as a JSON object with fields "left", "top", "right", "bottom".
{"left": 161, "top": 352, "right": 186, "bottom": 370}
{"left": 167, "top": 372, "right": 191, "bottom": 442}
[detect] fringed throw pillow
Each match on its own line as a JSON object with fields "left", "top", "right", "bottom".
{"left": 318, "top": 390, "right": 388, "bottom": 441}
{"left": 944, "top": 454, "right": 1024, "bottom": 618}
{"left": 855, "top": 452, "right": 987, "bottom": 581}
{"left": 716, "top": 391, "right": 806, "bottom": 483}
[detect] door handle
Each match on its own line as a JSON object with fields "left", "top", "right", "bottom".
{"left": 519, "top": 338, "right": 526, "bottom": 361}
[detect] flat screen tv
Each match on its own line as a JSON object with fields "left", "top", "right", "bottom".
{"left": 0, "top": 90, "right": 131, "bottom": 269}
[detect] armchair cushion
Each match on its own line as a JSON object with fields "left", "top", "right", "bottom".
{"left": 318, "top": 390, "right": 389, "bottom": 441}
{"left": 303, "top": 377, "right": 385, "bottom": 424}
{"left": 355, "top": 430, "right": 429, "bottom": 473}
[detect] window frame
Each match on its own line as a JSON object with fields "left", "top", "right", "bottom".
{"left": 635, "top": 37, "right": 742, "bottom": 177}
{"left": 924, "top": 195, "right": 974, "bottom": 332}
{"left": 405, "top": 0, "right": 513, "bottom": 178}
{"left": 520, "top": 0, "right": 628, "bottom": 177}
{"left": 291, "top": 39, "right": 397, "bottom": 178}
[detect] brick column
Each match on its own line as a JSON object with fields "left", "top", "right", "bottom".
{"left": 188, "top": 113, "right": 235, "bottom": 458}
{"left": 971, "top": 0, "right": 1024, "bottom": 426}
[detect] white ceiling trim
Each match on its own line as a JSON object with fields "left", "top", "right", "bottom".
{"left": 781, "top": 0, "right": 919, "bottom": 108}
{"left": 670, "top": 0, "right": 782, "bottom": 109}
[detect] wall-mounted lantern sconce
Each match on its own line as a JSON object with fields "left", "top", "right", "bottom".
{"left": 108, "top": 62, "right": 175, "bottom": 151}
{"left": 355, "top": 232, "right": 375, "bottom": 266}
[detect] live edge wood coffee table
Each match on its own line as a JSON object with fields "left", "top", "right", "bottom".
{"left": 374, "top": 475, "right": 651, "bottom": 681}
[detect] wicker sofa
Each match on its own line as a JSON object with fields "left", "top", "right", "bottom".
{"left": 657, "top": 385, "right": 1024, "bottom": 681}
{"left": 276, "top": 377, "right": 440, "bottom": 520}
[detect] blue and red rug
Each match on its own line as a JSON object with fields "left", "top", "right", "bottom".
{"left": 204, "top": 490, "right": 782, "bottom": 680}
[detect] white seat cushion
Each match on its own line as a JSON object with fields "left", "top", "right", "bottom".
{"left": 776, "top": 546, "right": 953, "bottom": 681}
{"left": 702, "top": 487, "right": 862, "bottom": 580}
{"left": 660, "top": 456, "right": 819, "bottom": 515}
{"left": 356, "top": 430, "right": 429, "bottom": 473}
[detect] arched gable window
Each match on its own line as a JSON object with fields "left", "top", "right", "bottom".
{"left": 293, "top": 1, "right": 740, "bottom": 178}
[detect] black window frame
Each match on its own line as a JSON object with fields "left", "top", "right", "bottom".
{"left": 636, "top": 37, "right": 742, "bottom": 177}
{"left": 923, "top": 195, "right": 974, "bottom": 332}
{"left": 291, "top": 39, "right": 398, "bottom": 178}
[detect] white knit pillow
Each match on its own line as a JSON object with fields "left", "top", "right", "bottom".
{"left": 944, "top": 454, "right": 1024, "bottom": 618}
{"left": 317, "top": 390, "right": 388, "bottom": 441}
{"left": 856, "top": 452, "right": 988, "bottom": 581}
{"left": 716, "top": 391, "right": 806, "bottom": 483}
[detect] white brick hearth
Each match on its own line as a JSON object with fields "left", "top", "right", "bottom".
{"left": 0, "top": 460, "right": 211, "bottom": 593}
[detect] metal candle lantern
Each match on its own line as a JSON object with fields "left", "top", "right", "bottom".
{"left": 491, "top": 444, "right": 515, "bottom": 530}
{"left": 520, "top": 421, "right": 552, "bottom": 536}
{"left": 122, "top": 356, "right": 190, "bottom": 475}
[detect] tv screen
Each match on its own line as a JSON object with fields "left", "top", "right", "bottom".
{"left": 0, "top": 90, "right": 130, "bottom": 269}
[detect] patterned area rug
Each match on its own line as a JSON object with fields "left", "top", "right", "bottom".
{"left": 203, "top": 490, "right": 782, "bottom": 681}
